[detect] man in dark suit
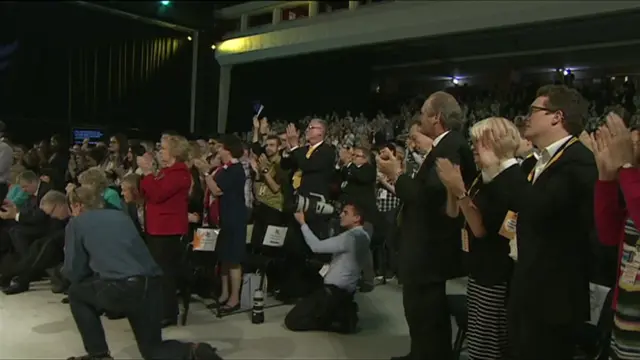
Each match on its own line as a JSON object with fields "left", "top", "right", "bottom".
{"left": 338, "top": 146, "right": 378, "bottom": 223}
{"left": 378, "top": 91, "right": 476, "bottom": 360}
{"left": 0, "top": 170, "right": 53, "bottom": 255}
{"left": 510, "top": 85, "right": 596, "bottom": 360}
{"left": 280, "top": 119, "right": 336, "bottom": 298}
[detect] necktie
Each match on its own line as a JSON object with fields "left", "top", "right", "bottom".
{"left": 292, "top": 146, "right": 317, "bottom": 190}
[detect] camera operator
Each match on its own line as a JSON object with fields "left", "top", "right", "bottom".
{"left": 62, "top": 186, "right": 221, "bottom": 360}
{"left": 279, "top": 119, "right": 336, "bottom": 299}
{"left": 284, "top": 203, "right": 371, "bottom": 333}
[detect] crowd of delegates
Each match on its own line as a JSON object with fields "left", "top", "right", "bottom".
{"left": 0, "top": 77, "right": 638, "bottom": 360}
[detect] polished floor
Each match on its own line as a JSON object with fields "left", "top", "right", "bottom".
{"left": 0, "top": 279, "right": 469, "bottom": 359}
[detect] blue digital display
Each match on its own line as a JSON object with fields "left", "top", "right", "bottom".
{"left": 72, "top": 128, "right": 105, "bottom": 145}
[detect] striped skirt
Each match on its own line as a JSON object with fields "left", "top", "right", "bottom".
{"left": 609, "top": 309, "right": 640, "bottom": 359}
{"left": 467, "top": 277, "right": 509, "bottom": 360}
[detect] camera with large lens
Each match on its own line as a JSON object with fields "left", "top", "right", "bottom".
{"left": 294, "top": 193, "right": 335, "bottom": 215}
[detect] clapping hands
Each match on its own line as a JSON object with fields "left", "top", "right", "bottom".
{"left": 591, "top": 112, "right": 636, "bottom": 180}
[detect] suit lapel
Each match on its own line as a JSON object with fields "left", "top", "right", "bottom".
{"left": 531, "top": 142, "right": 577, "bottom": 185}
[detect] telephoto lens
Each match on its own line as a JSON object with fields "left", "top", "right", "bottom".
{"left": 251, "top": 288, "right": 265, "bottom": 324}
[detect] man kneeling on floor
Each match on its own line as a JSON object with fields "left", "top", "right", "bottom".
{"left": 285, "top": 203, "right": 371, "bottom": 333}
{"left": 62, "top": 186, "right": 222, "bottom": 360}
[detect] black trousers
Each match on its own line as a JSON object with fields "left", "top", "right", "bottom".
{"left": 67, "top": 276, "right": 193, "bottom": 359}
{"left": 284, "top": 284, "right": 356, "bottom": 332}
{"left": 402, "top": 281, "right": 452, "bottom": 360}
{"left": 145, "top": 234, "right": 183, "bottom": 321}
{"left": 2, "top": 235, "right": 63, "bottom": 284}
{"left": 509, "top": 308, "right": 576, "bottom": 360}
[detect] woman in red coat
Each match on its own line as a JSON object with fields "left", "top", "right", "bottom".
{"left": 138, "top": 134, "right": 191, "bottom": 327}
{"left": 592, "top": 113, "right": 640, "bottom": 360}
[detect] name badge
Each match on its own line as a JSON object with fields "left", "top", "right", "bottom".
{"left": 259, "top": 185, "right": 267, "bottom": 196}
{"left": 499, "top": 210, "right": 518, "bottom": 241}
{"left": 319, "top": 264, "right": 330, "bottom": 277}
{"left": 461, "top": 229, "right": 470, "bottom": 253}
{"left": 379, "top": 189, "right": 388, "bottom": 199}
{"left": 620, "top": 264, "right": 639, "bottom": 286}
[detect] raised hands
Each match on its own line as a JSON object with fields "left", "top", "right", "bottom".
{"left": 286, "top": 124, "right": 300, "bottom": 149}
{"left": 436, "top": 158, "right": 465, "bottom": 197}
{"left": 591, "top": 112, "right": 635, "bottom": 181}
{"left": 475, "top": 128, "right": 501, "bottom": 170}
{"left": 375, "top": 148, "right": 402, "bottom": 182}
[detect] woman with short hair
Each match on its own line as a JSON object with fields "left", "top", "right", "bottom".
{"left": 75, "top": 167, "right": 122, "bottom": 210}
{"left": 436, "top": 117, "right": 528, "bottom": 360}
{"left": 203, "top": 134, "right": 247, "bottom": 313}
{"left": 138, "top": 134, "right": 191, "bottom": 327}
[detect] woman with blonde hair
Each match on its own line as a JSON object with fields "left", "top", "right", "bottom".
{"left": 436, "top": 117, "right": 529, "bottom": 360}
{"left": 138, "top": 134, "right": 191, "bottom": 327}
{"left": 74, "top": 167, "right": 123, "bottom": 210}
{"left": 121, "top": 173, "right": 144, "bottom": 235}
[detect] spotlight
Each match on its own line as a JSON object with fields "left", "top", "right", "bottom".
{"left": 211, "top": 44, "right": 216, "bottom": 50}
{"left": 187, "top": 36, "right": 192, "bottom": 41}
{"left": 452, "top": 78, "right": 460, "bottom": 85}
{"left": 160, "top": 1, "right": 171, "bottom": 5}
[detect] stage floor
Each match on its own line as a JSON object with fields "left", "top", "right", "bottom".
{"left": 0, "top": 279, "right": 468, "bottom": 359}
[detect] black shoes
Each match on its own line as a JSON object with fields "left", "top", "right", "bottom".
{"left": 191, "top": 343, "right": 223, "bottom": 360}
{"left": 67, "top": 354, "right": 113, "bottom": 360}
{"left": 2, "top": 279, "right": 29, "bottom": 295}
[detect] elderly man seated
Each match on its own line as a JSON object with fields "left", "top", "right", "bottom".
{"left": 0, "top": 190, "right": 69, "bottom": 294}
{"left": 284, "top": 203, "right": 372, "bottom": 334}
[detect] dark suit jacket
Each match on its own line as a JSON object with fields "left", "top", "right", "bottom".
{"left": 395, "top": 131, "right": 476, "bottom": 284}
{"left": 339, "top": 163, "right": 378, "bottom": 223}
{"left": 511, "top": 140, "right": 596, "bottom": 326}
{"left": 17, "top": 181, "right": 53, "bottom": 229}
{"left": 280, "top": 142, "right": 335, "bottom": 200}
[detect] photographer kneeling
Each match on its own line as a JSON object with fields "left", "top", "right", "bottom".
{"left": 284, "top": 203, "right": 371, "bottom": 334}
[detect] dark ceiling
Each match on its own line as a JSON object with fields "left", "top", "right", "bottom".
{"left": 0, "top": 1, "right": 246, "bottom": 43}
{"left": 369, "top": 9, "right": 640, "bottom": 77}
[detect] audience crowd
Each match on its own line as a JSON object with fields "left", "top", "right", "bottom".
{"left": 0, "top": 76, "right": 639, "bottom": 360}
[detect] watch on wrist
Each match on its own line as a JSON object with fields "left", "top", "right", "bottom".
{"left": 262, "top": 168, "right": 269, "bottom": 174}
{"left": 456, "top": 190, "right": 469, "bottom": 201}
{"left": 622, "top": 163, "right": 634, "bottom": 169}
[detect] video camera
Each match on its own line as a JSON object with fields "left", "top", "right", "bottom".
{"left": 293, "top": 193, "right": 335, "bottom": 216}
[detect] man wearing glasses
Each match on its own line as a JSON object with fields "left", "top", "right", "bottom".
{"left": 280, "top": 118, "right": 336, "bottom": 299}
{"left": 509, "top": 85, "right": 596, "bottom": 360}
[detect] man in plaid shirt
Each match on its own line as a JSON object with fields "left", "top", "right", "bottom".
{"left": 375, "top": 144, "right": 402, "bottom": 279}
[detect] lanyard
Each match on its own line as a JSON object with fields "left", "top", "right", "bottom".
{"left": 527, "top": 137, "right": 578, "bottom": 183}
{"left": 462, "top": 173, "right": 483, "bottom": 229}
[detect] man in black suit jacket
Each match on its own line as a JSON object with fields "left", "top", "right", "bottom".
{"left": 378, "top": 91, "right": 476, "bottom": 360}
{"left": 338, "top": 146, "right": 378, "bottom": 223}
{"left": 510, "top": 85, "right": 596, "bottom": 360}
{"left": 0, "top": 170, "right": 53, "bottom": 254}
{"left": 280, "top": 119, "right": 336, "bottom": 298}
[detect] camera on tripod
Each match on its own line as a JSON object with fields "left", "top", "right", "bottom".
{"left": 293, "top": 193, "right": 335, "bottom": 215}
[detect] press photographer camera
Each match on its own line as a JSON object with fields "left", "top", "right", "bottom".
{"left": 292, "top": 193, "right": 335, "bottom": 216}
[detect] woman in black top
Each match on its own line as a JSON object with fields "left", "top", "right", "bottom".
{"left": 436, "top": 117, "right": 528, "bottom": 360}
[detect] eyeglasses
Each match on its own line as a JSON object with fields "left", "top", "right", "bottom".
{"left": 307, "top": 125, "right": 322, "bottom": 130}
{"left": 527, "top": 105, "right": 556, "bottom": 117}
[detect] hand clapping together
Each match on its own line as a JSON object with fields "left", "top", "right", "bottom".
{"left": 591, "top": 112, "right": 637, "bottom": 181}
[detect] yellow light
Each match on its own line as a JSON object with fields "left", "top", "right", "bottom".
{"left": 187, "top": 36, "right": 192, "bottom": 41}
{"left": 211, "top": 44, "right": 216, "bottom": 50}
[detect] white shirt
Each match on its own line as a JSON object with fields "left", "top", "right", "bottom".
{"left": 482, "top": 158, "right": 519, "bottom": 183}
{"left": 532, "top": 135, "right": 572, "bottom": 182}
{"left": 432, "top": 131, "right": 450, "bottom": 148}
